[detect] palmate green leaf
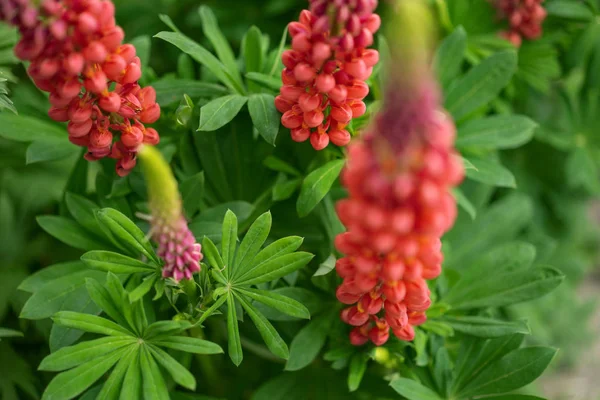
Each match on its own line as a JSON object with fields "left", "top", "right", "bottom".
{"left": 148, "top": 344, "right": 196, "bottom": 390}
{"left": 235, "top": 288, "right": 309, "bottom": 319}
{"left": 18, "top": 261, "right": 85, "bottom": 293}
{"left": 245, "top": 72, "right": 281, "bottom": 91}
{"left": 235, "top": 293, "right": 289, "bottom": 360}
{"left": 445, "top": 51, "right": 517, "bottom": 121}
{"left": 41, "top": 349, "right": 123, "bottom": 400}
{"left": 247, "top": 236, "right": 304, "bottom": 276}
{"left": 483, "top": 396, "right": 545, "bottom": 400}
{"left": 52, "top": 311, "right": 134, "bottom": 337}
{"left": 226, "top": 292, "right": 243, "bottom": 366}
{"left": 143, "top": 320, "right": 192, "bottom": 340}
{"left": 452, "top": 334, "right": 526, "bottom": 394}
{"left": 85, "top": 278, "right": 130, "bottom": 329}
{"left": 285, "top": 313, "right": 332, "bottom": 371}
{"left": 152, "top": 336, "right": 223, "bottom": 355}
{"left": 81, "top": 251, "right": 156, "bottom": 274}
{"left": 465, "top": 158, "right": 516, "bottom": 188}
{"left": 198, "top": 6, "right": 244, "bottom": 91}
{"left": 129, "top": 274, "right": 158, "bottom": 303}
{"left": 236, "top": 252, "right": 314, "bottom": 286}
{"left": 248, "top": 94, "right": 280, "bottom": 145}
{"left": 39, "top": 336, "right": 135, "bottom": 372}
{"left": 457, "top": 346, "right": 557, "bottom": 398}
{"left": 456, "top": 115, "right": 537, "bottom": 150}
{"left": 95, "top": 208, "right": 158, "bottom": 263}
{"left": 233, "top": 211, "right": 271, "bottom": 279}
{"left": 37, "top": 216, "right": 108, "bottom": 251}
{"left": 20, "top": 270, "right": 106, "bottom": 320}
{"left": 119, "top": 349, "right": 142, "bottom": 400}
{"left": 390, "top": 378, "right": 442, "bottom": 400}
{"left": 154, "top": 31, "right": 244, "bottom": 94}
{"left": 198, "top": 95, "right": 248, "bottom": 132}
{"left": 202, "top": 237, "right": 227, "bottom": 283}
{"left": 297, "top": 160, "right": 345, "bottom": 217}
{"left": 254, "top": 287, "right": 323, "bottom": 321}
{"left": 221, "top": 210, "right": 238, "bottom": 275}
{"left": 95, "top": 346, "right": 137, "bottom": 400}
{"left": 140, "top": 346, "right": 170, "bottom": 400}
{"left": 196, "top": 293, "right": 228, "bottom": 326}
{"left": 545, "top": 0, "right": 594, "bottom": 20}
{"left": 440, "top": 316, "right": 530, "bottom": 338}
{"left": 434, "top": 25, "right": 467, "bottom": 90}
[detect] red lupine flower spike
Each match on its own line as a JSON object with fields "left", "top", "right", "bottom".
{"left": 276, "top": 1, "right": 380, "bottom": 150}
{"left": 493, "top": 0, "right": 547, "bottom": 47}
{"left": 333, "top": 0, "right": 464, "bottom": 347}
{"left": 1, "top": 0, "right": 161, "bottom": 176}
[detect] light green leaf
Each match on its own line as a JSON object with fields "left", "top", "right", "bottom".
{"left": 0, "top": 113, "right": 65, "bottom": 142}
{"left": 434, "top": 26, "right": 467, "bottom": 89}
{"left": 96, "top": 346, "right": 137, "bottom": 400}
{"left": 236, "top": 293, "right": 289, "bottom": 360}
{"left": 65, "top": 193, "right": 103, "bottom": 235}
{"left": 152, "top": 336, "right": 223, "bottom": 354}
{"left": 153, "top": 79, "right": 228, "bottom": 107}
{"left": 243, "top": 26, "right": 264, "bottom": 74}
{"left": 143, "top": 320, "right": 192, "bottom": 340}
{"left": 348, "top": 354, "right": 368, "bottom": 392}
{"left": 226, "top": 293, "right": 243, "bottom": 366}
{"left": 221, "top": 210, "right": 238, "bottom": 277}
{"left": 26, "top": 138, "right": 77, "bottom": 164}
{"left": 235, "top": 288, "right": 309, "bottom": 320}
{"left": 465, "top": 158, "right": 517, "bottom": 188}
{"left": 39, "top": 336, "right": 134, "bottom": 371}
{"left": 390, "top": 378, "right": 442, "bottom": 400}
{"left": 458, "top": 347, "right": 558, "bottom": 397}
{"left": 148, "top": 344, "right": 196, "bottom": 390}
{"left": 129, "top": 274, "right": 158, "bottom": 303}
{"left": 297, "top": 160, "right": 345, "bottom": 217}
{"left": 41, "top": 349, "right": 123, "bottom": 400}
{"left": 236, "top": 252, "right": 314, "bottom": 286}
{"left": 245, "top": 72, "right": 281, "bottom": 91}
{"left": 198, "top": 95, "right": 248, "bottom": 131}
{"left": 233, "top": 211, "right": 271, "bottom": 279}
{"left": 452, "top": 188, "right": 476, "bottom": 219}
{"left": 140, "top": 346, "right": 170, "bottom": 400}
{"left": 52, "top": 311, "right": 134, "bottom": 337}
{"left": 119, "top": 349, "right": 142, "bottom": 400}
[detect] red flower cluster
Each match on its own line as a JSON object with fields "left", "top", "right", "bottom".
{"left": 495, "top": 0, "right": 547, "bottom": 47}
{"left": 275, "top": 1, "right": 380, "bottom": 150}
{"left": 1, "top": 0, "right": 160, "bottom": 176}
{"left": 334, "top": 98, "right": 463, "bottom": 346}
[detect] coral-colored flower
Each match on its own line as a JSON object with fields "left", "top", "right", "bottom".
{"left": 276, "top": 1, "right": 380, "bottom": 150}
{"left": 138, "top": 146, "right": 202, "bottom": 282}
{"left": 493, "top": 0, "right": 547, "bottom": 47}
{"left": 1, "top": 0, "right": 161, "bottom": 176}
{"left": 333, "top": 0, "right": 463, "bottom": 346}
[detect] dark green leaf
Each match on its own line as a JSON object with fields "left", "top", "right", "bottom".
{"left": 81, "top": 251, "right": 156, "bottom": 274}
{"left": 441, "top": 316, "right": 530, "bottom": 338}
{"left": 465, "top": 158, "right": 516, "bottom": 188}
{"left": 26, "top": 138, "right": 77, "bottom": 164}
{"left": 297, "top": 160, "right": 345, "bottom": 217}
{"left": 52, "top": 311, "right": 134, "bottom": 337}
{"left": 245, "top": 72, "right": 281, "bottom": 91}
{"left": 452, "top": 188, "right": 476, "bottom": 219}
{"left": 153, "top": 79, "right": 228, "bottom": 107}
{"left": 0, "top": 113, "right": 65, "bottom": 142}
{"left": 243, "top": 26, "right": 264, "bottom": 74}
{"left": 233, "top": 211, "right": 271, "bottom": 279}
{"left": 434, "top": 26, "right": 467, "bottom": 89}
{"left": 18, "top": 261, "right": 84, "bottom": 293}
{"left": 95, "top": 346, "right": 137, "bottom": 400}
{"left": 236, "top": 252, "right": 314, "bottom": 286}
{"left": 456, "top": 115, "right": 537, "bottom": 150}
{"left": 65, "top": 193, "right": 103, "bottom": 235}
{"left": 285, "top": 313, "right": 332, "bottom": 371}
{"left": 37, "top": 216, "right": 108, "bottom": 251}
{"left": 248, "top": 94, "right": 279, "bottom": 145}
{"left": 546, "top": 1, "right": 593, "bottom": 20}
{"left": 181, "top": 172, "right": 205, "bottom": 217}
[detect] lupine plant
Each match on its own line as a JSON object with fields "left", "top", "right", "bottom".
{"left": 0, "top": 0, "right": 599, "bottom": 399}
